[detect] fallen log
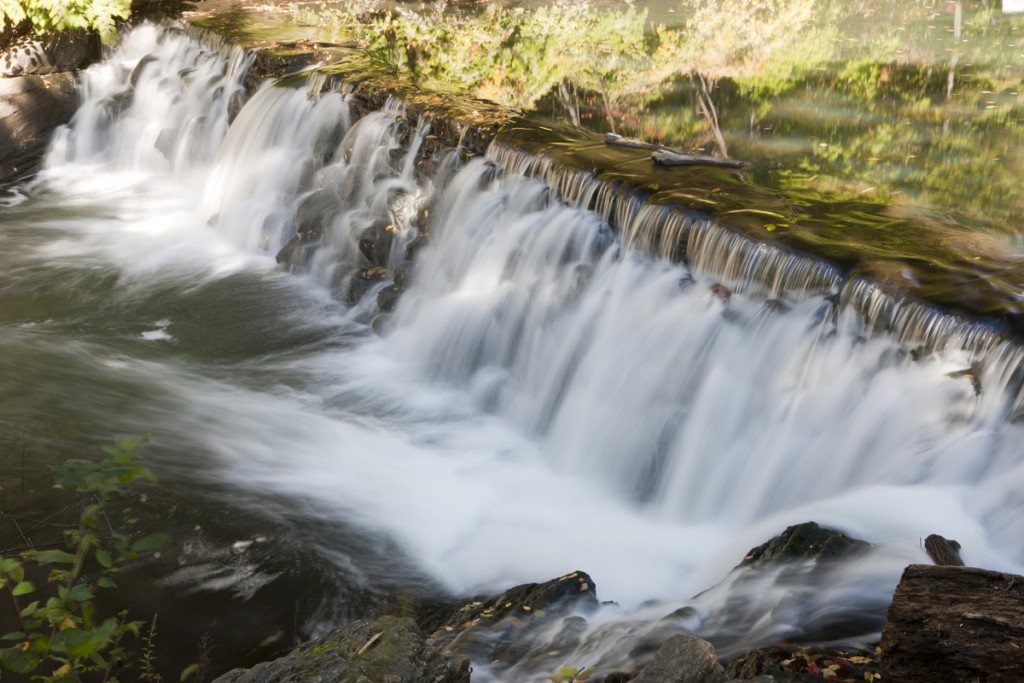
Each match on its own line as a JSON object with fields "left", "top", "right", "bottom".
{"left": 880, "top": 564, "right": 1024, "bottom": 682}
{"left": 604, "top": 133, "right": 744, "bottom": 168}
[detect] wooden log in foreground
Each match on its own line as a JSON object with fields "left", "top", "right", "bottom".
{"left": 880, "top": 564, "right": 1024, "bottom": 682}
{"left": 604, "top": 133, "right": 744, "bottom": 168}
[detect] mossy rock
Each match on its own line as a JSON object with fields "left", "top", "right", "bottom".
{"left": 738, "top": 522, "right": 870, "bottom": 568}
{"left": 214, "top": 615, "right": 470, "bottom": 683}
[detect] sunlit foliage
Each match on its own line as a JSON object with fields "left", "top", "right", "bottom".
{"left": 0, "top": 0, "right": 130, "bottom": 42}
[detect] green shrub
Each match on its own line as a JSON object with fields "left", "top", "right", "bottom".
{"left": 0, "top": 436, "right": 168, "bottom": 681}
{"left": 0, "top": 0, "right": 131, "bottom": 42}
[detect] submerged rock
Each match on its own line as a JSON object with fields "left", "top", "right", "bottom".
{"left": 214, "top": 615, "right": 470, "bottom": 683}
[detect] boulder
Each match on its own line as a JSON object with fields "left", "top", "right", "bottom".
{"left": 276, "top": 237, "right": 319, "bottom": 271}
{"left": 630, "top": 634, "right": 728, "bottom": 683}
{"left": 737, "top": 522, "right": 870, "bottom": 569}
{"left": 293, "top": 189, "right": 340, "bottom": 242}
{"left": 377, "top": 284, "right": 403, "bottom": 313}
{"left": 214, "top": 615, "right": 470, "bottom": 683}
{"left": 423, "top": 570, "right": 599, "bottom": 639}
{"left": 358, "top": 221, "right": 396, "bottom": 267}
{"left": 685, "top": 523, "right": 878, "bottom": 659}
{"left": 630, "top": 635, "right": 781, "bottom": 683}
{"left": 346, "top": 265, "right": 389, "bottom": 304}
{"left": 0, "top": 28, "right": 99, "bottom": 77}
{"left": 0, "top": 72, "right": 77, "bottom": 182}
{"left": 422, "top": 571, "right": 598, "bottom": 671}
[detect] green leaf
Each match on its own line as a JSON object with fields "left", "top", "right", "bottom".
{"left": 50, "top": 628, "right": 110, "bottom": 658}
{"left": 0, "top": 645, "right": 39, "bottom": 674}
{"left": 95, "top": 548, "right": 114, "bottom": 569}
{"left": 0, "top": 558, "right": 24, "bottom": 582}
{"left": 67, "top": 584, "right": 94, "bottom": 603}
{"left": 131, "top": 532, "right": 170, "bottom": 554}
{"left": 31, "top": 549, "right": 76, "bottom": 565}
{"left": 98, "top": 576, "right": 117, "bottom": 589}
{"left": 0, "top": 632, "right": 25, "bottom": 641}
{"left": 11, "top": 581, "right": 35, "bottom": 596}
{"left": 180, "top": 663, "right": 199, "bottom": 681}
{"left": 19, "top": 601, "right": 39, "bottom": 618}
{"left": 122, "top": 621, "right": 142, "bottom": 639}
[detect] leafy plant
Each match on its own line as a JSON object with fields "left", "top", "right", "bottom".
{"left": 0, "top": 436, "right": 169, "bottom": 681}
{"left": 545, "top": 665, "right": 594, "bottom": 682}
{"left": 0, "top": 0, "right": 131, "bottom": 43}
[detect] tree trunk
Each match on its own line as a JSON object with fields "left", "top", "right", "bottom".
{"left": 880, "top": 564, "right": 1024, "bottom": 682}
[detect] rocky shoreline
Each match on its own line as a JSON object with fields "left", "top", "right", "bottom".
{"left": 213, "top": 522, "right": 1024, "bottom": 683}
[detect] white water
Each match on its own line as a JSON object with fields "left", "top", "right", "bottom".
{"left": 5, "top": 23, "right": 1024, "bottom": 676}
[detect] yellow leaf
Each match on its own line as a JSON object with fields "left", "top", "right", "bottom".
{"left": 58, "top": 616, "right": 76, "bottom": 631}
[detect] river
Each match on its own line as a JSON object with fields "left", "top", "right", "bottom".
{"left": 2, "top": 21, "right": 1023, "bottom": 680}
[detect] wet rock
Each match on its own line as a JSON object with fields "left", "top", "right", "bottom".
{"left": 130, "top": 53, "right": 160, "bottom": 87}
{"left": 688, "top": 523, "right": 878, "bottom": 658}
{"left": 358, "top": 221, "right": 396, "bottom": 266}
{"left": 710, "top": 283, "right": 731, "bottom": 302}
{"left": 294, "top": 189, "right": 340, "bottom": 241}
{"left": 214, "top": 615, "right": 470, "bottom": 683}
{"left": 405, "top": 234, "right": 431, "bottom": 262}
{"left": 630, "top": 634, "right": 727, "bottom": 683}
{"left": 424, "top": 571, "right": 598, "bottom": 637}
{"left": 388, "top": 188, "right": 417, "bottom": 225}
{"left": 737, "top": 522, "right": 870, "bottom": 569}
{"left": 423, "top": 571, "right": 598, "bottom": 670}
{"left": 377, "top": 284, "right": 403, "bottom": 312}
{"left": 0, "top": 72, "right": 77, "bottom": 181}
{"left": 393, "top": 262, "right": 413, "bottom": 289}
{"left": 276, "top": 237, "right": 319, "bottom": 271}
{"left": 371, "top": 313, "right": 394, "bottom": 336}
{"left": 347, "top": 265, "right": 389, "bottom": 304}
{"left": 155, "top": 127, "right": 177, "bottom": 161}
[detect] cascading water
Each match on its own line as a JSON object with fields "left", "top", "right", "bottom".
{"left": 4, "top": 23, "right": 1024, "bottom": 679}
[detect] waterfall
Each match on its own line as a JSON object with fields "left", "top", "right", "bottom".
{"left": 5, "top": 22, "right": 1024, "bottom": 679}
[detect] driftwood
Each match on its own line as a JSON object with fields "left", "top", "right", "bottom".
{"left": 880, "top": 564, "right": 1024, "bottom": 682}
{"left": 604, "top": 133, "right": 744, "bottom": 169}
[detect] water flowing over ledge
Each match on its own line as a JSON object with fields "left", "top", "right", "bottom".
{"left": 180, "top": 16, "right": 1024, "bottom": 418}
{"left": 173, "top": 16, "right": 1024, "bottom": 569}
